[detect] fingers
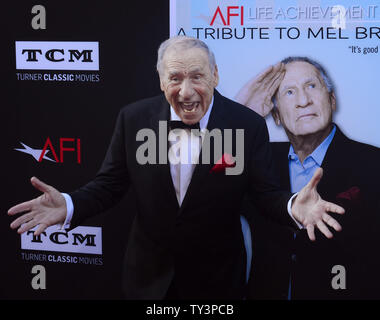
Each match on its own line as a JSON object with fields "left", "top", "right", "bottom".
{"left": 34, "top": 223, "right": 49, "bottom": 236}
{"left": 30, "top": 176, "right": 52, "bottom": 194}
{"left": 234, "top": 80, "right": 255, "bottom": 104}
{"left": 316, "top": 220, "right": 333, "bottom": 239}
{"left": 259, "top": 63, "right": 284, "bottom": 87}
{"left": 306, "top": 167, "right": 323, "bottom": 190}
{"left": 8, "top": 177, "right": 52, "bottom": 215}
{"left": 325, "top": 201, "right": 345, "bottom": 215}
{"left": 255, "top": 64, "right": 275, "bottom": 82}
{"left": 8, "top": 199, "right": 34, "bottom": 215}
{"left": 307, "top": 213, "right": 342, "bottom": 241}
{"left": 8, "top": 178, "right": 63, "bottom": 236}
{"left": 323, "top": 213, "right": 342, "bottom": 232}
{"left": 307, "top": 221, "right": 334, "bottom": 241}
{"left": 17, "top": 218, "right": 39, "bottom": 234}
{"left": 10, "top": 211, "right": 34, "bottom": 230}
{"left": 306, "top": 224, "right": 316, "bottom": 241}
{"left": 10, "top": 210, "right": 47, "bottom": 235}
{"left": 256, "top": 63, "right": 282, "bottom": 82}
{"left": 17, "top": 221, "right": 48, "bottom": 236}
{"left": 234, "top": 67, "right": 273, "bottom": 101}
{"left": 235, "top": 63, "right": 285, "bottom": 108}
{"left": 11, "top": 210, "right": 51, "bottom": 235}
{"left": 265, "top": 70, "right": 285, "bottom": 100}
{"left": 246, "top": 63, "right": 283, "bottom": 90}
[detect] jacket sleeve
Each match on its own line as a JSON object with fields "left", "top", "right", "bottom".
{"left": 69, "top": 109, "right": 130, "bottom": 227}
{"left": 247, "top": 117, "right": 298, "bottom": 229}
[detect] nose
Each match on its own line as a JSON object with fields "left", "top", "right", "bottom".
{"left": 179, "top": 79, "right": 194, "bottom": 100}
{"left": 296, "top": 89, "right": 311, "bottom": 108}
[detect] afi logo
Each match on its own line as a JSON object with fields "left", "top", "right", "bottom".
{"left": 210, "top": 6, "right": 244, "bottom": 26}
{"left": 15, "top": 137, "right": 81, "bottom": 164}
{"left": 21, "top": 226, "right": 102, "bottom": 255}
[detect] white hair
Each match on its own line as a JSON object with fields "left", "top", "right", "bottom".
{"left": 156, "top": 36, "right": 216, "bottom": 75}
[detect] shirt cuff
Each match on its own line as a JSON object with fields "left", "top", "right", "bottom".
{"left": 61, "top": 193, "right": 74, "bottom": 229}
{"left": 287, "top": 192, "right": 304, "bottom": 229}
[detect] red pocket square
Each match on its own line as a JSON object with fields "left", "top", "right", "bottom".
{"left": 336, "top": 186, "right": 360, "bottom": 201}
{"left": 210, "top": 153, "right": 236, "bottom": 173}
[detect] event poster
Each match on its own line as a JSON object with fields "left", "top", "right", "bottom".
{"left": 170, "top": 0, "right": 380, "bottom": 147}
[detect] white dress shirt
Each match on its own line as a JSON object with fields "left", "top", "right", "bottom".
{"left": 168, "top": 97, "right": 213, "bottom": 205}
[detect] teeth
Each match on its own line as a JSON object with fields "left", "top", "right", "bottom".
{"left": 181, "top": 102, "right": 198, "bottom": 113}
{"left": 184, "top": 106, "right": 196, "bottom": 113}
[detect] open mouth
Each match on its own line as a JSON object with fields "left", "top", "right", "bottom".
{"left": 180, "top": 102, "right": 199, "bottom": 113}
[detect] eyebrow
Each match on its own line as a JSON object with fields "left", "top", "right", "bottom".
{"left": 280, "top": 77, "right": 320, "bottom": 94}
{"left": 304, "top": 77, "right": 319, "bottom": 84}
{"left": 168, "top": 71, "right": 181, "bottom": 77}
{"left": 188, "top": 67, "right": 203, "bottom": 73}
{"left": 168, "top": 67, "right": 203, "bottom": 76}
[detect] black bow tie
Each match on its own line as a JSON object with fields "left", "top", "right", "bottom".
{"left": 169, "top": 120, "right": 200, "bottom": 130}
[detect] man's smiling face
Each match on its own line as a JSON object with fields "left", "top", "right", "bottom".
{"left": 159, "top": 47, "right": 219, "bottom": 124}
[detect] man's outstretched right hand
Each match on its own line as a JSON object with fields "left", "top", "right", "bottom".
{"left": 8, "top": 177, "right": 67, "bottom": 236}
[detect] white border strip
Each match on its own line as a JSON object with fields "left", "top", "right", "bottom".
{"left": 169, "top": 0, "right": 177, "bottom": 37}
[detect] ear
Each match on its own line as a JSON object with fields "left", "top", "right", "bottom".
{"left": 159, "top": 75, "right": 165, "bottom": 92}
{"left": 330, "top": 91, "right": 337, "bottom": 112}
{"left": 271, "top": 107, "right": 281, "bottom": 126}
{"left": 213, "top": 65, "right": 219, "bottom": 87}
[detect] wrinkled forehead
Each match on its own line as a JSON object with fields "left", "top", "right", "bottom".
{"left": 162, "top": 47, "right": 211, "bottom": 70}
{"left": 280, "top": 61, "right": 323, "bottom": 89}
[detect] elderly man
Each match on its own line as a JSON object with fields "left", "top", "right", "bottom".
{"left": 236, "top": 57, "right": 380, "bottom": 299}
{"left": 8, "top": 39, "right": 344, "bottom": 300}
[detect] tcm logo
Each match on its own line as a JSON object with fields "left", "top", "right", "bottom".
{"left": 210, "top": 6, "right": 244, "bottom": 26}
{"left": 21, "top": 226, "right": 102, "bottom": 255}
{"left": 15, "top": 137, "right": 81, "bottom": 164}
{"left": 15, "top": 41, "right": 99, "bottom": 70}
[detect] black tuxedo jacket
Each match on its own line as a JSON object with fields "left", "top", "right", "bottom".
{"left": 69, "top": 90, "right": 295, "bottom": 299}
{"left": 247, "top": 126, "right": 380, "bottom": 300}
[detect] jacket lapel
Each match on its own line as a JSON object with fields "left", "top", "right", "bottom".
{"left": 148, "top": 96, "right": 179, "bottom": 211}
{"left": 179, "top": 91, "right": 229, "bottom": 212}
{"left": 273, "top": 142, "right": 292, "bottom": 191}
{"left": 317, "top": 125, "right": 350, "bottom": 199}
